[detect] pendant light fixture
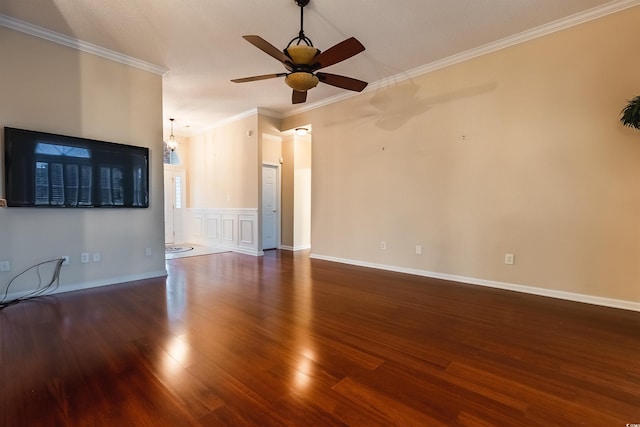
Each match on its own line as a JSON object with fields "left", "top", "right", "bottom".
{"left": 166, "top": 118, "right": 178, "bottom": 151}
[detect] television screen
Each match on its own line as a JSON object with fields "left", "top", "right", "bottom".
{"left": 3, "top": 127, "right": 149, "bottom": 208}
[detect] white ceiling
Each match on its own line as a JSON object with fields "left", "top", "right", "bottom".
{"left": 0, "top": 0, "right": 635, "bottom": 137}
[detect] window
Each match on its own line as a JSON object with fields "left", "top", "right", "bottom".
{"left": 99, "top": 166, "right": 125, "bottom": 206}
{"left": 175, "top": 176, "right": 182, "bottom": 209}
{"left": 34, "top": 142, "right": 92, "bottom": 207}
{"left": 163, "top": 143, "right": 180, "bottom": 165}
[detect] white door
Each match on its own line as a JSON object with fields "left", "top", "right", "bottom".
{"left": 164, "top": 166, "right": 185, "bottom": 244}
{"left": 262, "top": 165, "right": 279, "bottom": 250}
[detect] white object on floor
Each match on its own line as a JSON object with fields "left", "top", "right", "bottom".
{"left": 165, "top": 244, "right": 228, "bottom": 260}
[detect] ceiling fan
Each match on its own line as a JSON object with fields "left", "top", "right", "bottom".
{"left": 231, "top": 0, "right": 368, "bottom": 104}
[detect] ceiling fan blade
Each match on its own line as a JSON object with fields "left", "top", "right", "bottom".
{"left": 231, "top": 73, "right": 287, "bottom": 83}
{"left": 292, "top": 90, "right": 307, "bottom": 104}
{"left": 243, "top": 35, "right": 292, "bottom": 66}
{"left": 312, "top": 37, "right": 365, "bottom": 70}
{"left": 317, "top": 72, "right": 368, "bottom": 92}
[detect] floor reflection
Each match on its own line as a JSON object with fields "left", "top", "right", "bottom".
{"left": 162, "top": 335, "right": 189, "bottom": 375}
{"left": 294, "top": 348, "right": 315, "bottom": 390}
{"left": 165, "top": 267, "right": 187, "bottom": 324}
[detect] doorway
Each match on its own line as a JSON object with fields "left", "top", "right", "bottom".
{"left": 164, "top": 165, "right": 185, "bottom": 244}
{"left": 262, "top": 164, "right": 280, "bottom": 250}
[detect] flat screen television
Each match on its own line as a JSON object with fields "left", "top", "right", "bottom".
{"left": 3, "top": 127, "right": 149, "bottom": 208}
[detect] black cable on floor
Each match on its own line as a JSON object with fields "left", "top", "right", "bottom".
{"left": 0, "top": 258, "right": 64, "bottom": 309}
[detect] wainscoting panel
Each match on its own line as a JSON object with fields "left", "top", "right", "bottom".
{"left": 239, "top": 215, "right": 256, "bottom": 249}
{"left": 186, "top": 208, "right": 260, "bottom": 256}
{"left": 191, "top": 214, "right": 203, "bottom": 240}
{"left": 222, "top": 215, "right": 235, "bottom": 243}
{"left": 206, "top": 215, "right": 218, "bottom": 240}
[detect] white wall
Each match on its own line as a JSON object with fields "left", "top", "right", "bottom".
{"left": 186, "top": 208, "right": 260, "bottom": 255}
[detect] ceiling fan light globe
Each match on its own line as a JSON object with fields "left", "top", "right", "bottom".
{"left": 286, "top": 45, "right": 319, "bottom": 65}
{"left": 285, "top": 72, "right": 319, "bottom": 91}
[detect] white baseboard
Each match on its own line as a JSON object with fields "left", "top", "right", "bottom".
{"left": 2, "top": 269, "right": 168, "bottom": 303}
{"left": 280, "top": 245, "right": 311, "bottom": 251}
{"left": 222, "top": 245, "right": 263, "bottom": 256}
{"left": 309, "top": 253, "right": 640, "bottom": 313}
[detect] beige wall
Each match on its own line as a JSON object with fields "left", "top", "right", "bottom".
{"left": 280, "top": 133, "right": 312, "bottom": 249}
{"left": 262, "top": 134, "right": 282, "bottom": 165}
{"left": 184, "top": 112, "right": 288, "bottom": 251}
{"left": 293, "top": 134, "right": 311, "bottom": 249}
{"left": 0, "top": 27, "right": 166, "bottom": 295}
{"left": 282, "top": 6, "right": 640, "bottom": 304}
{"left": 281, "top": 134, "right": 295, "bottom": 247}
{"left": 185, "top": 115, "right": 259, "bottom": 208}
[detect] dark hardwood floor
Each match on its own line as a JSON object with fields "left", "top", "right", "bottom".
{"left": 2, "top": 250, "right": 640, "bottom": 426}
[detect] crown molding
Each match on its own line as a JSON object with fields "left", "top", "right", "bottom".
{"left": 398, "top": 0, "right": 640, "bottom": 83}
{"left": 285, "top": 0, "right": 640, "bottom": 118}
{"left": 2, "top": 1, "right": 637, "bottom": 120}
{"left": 198, "top": 107, "right": 285, "bottom": 135}
{"left": 0, "top": 13, "right": 168, "bottom": 75}
{"left": 257, "top": 108, "right": 284, "bottom": 119}
{"left": 200, "top": 108, "right": 259, "bottom": 134}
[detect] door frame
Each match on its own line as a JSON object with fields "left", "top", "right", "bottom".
{"left": 164, "top": 165, "right": 186, "bottom": 244}
{"left": 262, "top": 163, "right": 281, "bottom": 251}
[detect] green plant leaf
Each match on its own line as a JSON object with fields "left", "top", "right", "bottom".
{"left": 620, "top": 95, "right": 640, "bottom": 130}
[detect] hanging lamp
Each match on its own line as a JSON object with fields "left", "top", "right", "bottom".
{"left": 166, "top": 118, "right": 178, "bottom": 151}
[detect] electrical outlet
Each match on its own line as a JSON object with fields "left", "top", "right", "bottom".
{"left": 415, "top": 245, "right": 422, "bottom": 255}
{"left": 93, "top": 252, "right": 101, "bottom": 262}
{"left": 0, "top": 260, "right": 10, "bottom": 272}
{"left": 380, "top": 241, "right": 386, "bottom": 250}
{"left": 145, "top": 247, "right": 152, "bottom": 257}
{"left": 504, "top": 253, "right": 515, "bottom": 265}
{"left": 62, "top": 256, "right": 70, "bottom": 265}
{"left": 81, "top": 252, "right": 90, "bottom": 263}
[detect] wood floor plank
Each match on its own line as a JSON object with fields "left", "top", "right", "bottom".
{"left": 332, "top": 376, "right": 451, "bottom": 426}
{"left": 2, "top": 250, "right": 640, "bottom": 426}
